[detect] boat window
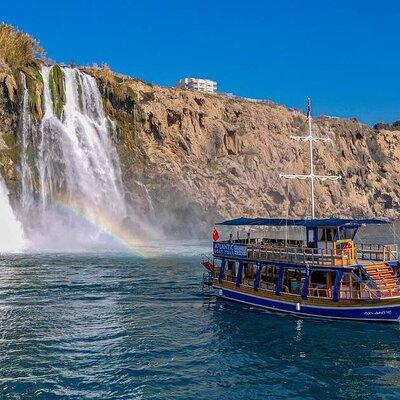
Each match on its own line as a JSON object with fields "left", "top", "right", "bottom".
{"left": 287, "top": 269, "right": 304, "bottom": 294}
{"left": 340, "top": 228, "right": 356, "bottom": 240}
{"left": 340, "top": 272, "right": 357, "bottom": 299}
{"left": 307, "top": 228, "right": 317, "bottom": 248}
{"left": 242, "top": 263, "right": 256, "bottom": 286}
{"left": 259, "top": 265, "right": 277, "bottom": 290}
{"left": 243, "top": 263, "right": 255, "bottom": 279}
{"left": 226, "top": 261, "right": 236, "bottom": 282}
{"left": 308, "top": 270, "right": 335, "bottom": 298}
{"left": 319, "top": 228, "right": 334, "bottom": 242}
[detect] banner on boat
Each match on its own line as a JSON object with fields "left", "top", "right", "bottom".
{"left": 213, "top": 242, "right": 247, "bottom": 257}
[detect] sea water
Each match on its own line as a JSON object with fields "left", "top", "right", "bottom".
{"left": 0, "top": 245, "right": 399, "bottom": 399}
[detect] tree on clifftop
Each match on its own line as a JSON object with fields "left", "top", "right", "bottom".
{"left": 0, "top": 23, "right": 44, "bottom": 71}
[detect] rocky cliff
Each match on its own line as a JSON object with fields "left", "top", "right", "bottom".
{"left": 0, "top": 25, "right": 399, "bottom": 238}
{"left": 80, "top": 66, "right": 399, "bottom": 236}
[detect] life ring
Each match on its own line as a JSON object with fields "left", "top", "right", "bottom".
{"left": 343, "top": 241, "right": 353, "bottom": 258}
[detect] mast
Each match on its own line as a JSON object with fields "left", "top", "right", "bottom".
{"left": 280, "top": 98, "right": 342, "bottom": 219}
{"left": 308, "top": 102, "right": 316, "bottom": 219}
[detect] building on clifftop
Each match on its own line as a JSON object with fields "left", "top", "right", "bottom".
{"left": 176, "top": 78, "right": 217, "bottom": 93}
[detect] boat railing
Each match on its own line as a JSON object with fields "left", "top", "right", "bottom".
{"left": 357, "top": 243, "right": 398, "bottom": 262}
{"left": 216, "top": 241, "right": 399, "bottom": 266}
{"left": 247, "top": 243, "right": 353, "bottom": 267}
{"left": 308, "top": 285, "right": 382, "bottom": 300}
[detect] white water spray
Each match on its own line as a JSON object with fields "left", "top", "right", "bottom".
{"left": 0, "top": 176, "right": 25, "bottom": 252}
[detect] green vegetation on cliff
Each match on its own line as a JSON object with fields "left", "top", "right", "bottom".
{"left": 48, "top": 65, "right": 66, "bottom": 119}
{"left": 0, "top": 129, "right": 21, "bottom": 192}
{"left": 22, "top": 63, "right": 44, "bottom": 121}
{"left": 0, "top": 24, "right": 45, "bottom": 120}
{"left": 0, "top": 24, "right": 44, "bottom": 189}
{"left": 84, "top": 65, "right": 145, "bottom": 151}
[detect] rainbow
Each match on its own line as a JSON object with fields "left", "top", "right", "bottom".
{"left": 40, "top": 195, "right": 154, "bottom": 257}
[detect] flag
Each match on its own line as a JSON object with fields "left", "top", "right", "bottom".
{"left": 212, "top": 227, "right": 220, "bottom": 242}
{"left": 307, "top": 98, "right": 311, "bottom": 118}
{"left": 201, "top": 261, "right": 214, "bottom": 272}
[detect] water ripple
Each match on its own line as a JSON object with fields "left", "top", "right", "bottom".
{"left": 0, "top": 252, "right": 398, "bottom": 399}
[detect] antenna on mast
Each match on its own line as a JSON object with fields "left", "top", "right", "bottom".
{"left": 280, "top": 98, "right": 342, "bottom": 219}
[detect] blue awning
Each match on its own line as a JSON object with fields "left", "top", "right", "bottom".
{"left": 216, "top": 217, "right": 390, "bottom": 228}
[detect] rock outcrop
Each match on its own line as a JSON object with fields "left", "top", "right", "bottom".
{"left": 76, "top": 67, "right": 399, "bottom": 236}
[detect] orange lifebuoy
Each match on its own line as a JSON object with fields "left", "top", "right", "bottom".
{"left": 343, "top": 241, "right": 352, "bottom": 257}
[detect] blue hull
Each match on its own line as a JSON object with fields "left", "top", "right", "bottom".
{"left": 213, "top": 286, "right": 400, "bottom": 322}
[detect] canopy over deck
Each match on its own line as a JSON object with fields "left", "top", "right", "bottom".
{"left": 216, "top": 217, "right": 390, "bottom": 228}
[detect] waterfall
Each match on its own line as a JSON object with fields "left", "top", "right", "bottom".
{"left": 17, "top": 66, "right": 129, "bottom": 251}
{"left": 19, "top": 73, "right": 34, "bottom": 221}
{"left": 0, "top": 176, "right": 25, "bottom": 253}
{"left": 0, "top": 73, "right": 29, "bottom": 253}
{"left": 37, "top": 67, "right": 125, "bottom": 217}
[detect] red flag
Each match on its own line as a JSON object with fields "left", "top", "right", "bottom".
{"left": 201, "top": 261, "right": 214, "bottom": 272}
{"left": 212, "top": 227, "right": 220, "bottom": 242}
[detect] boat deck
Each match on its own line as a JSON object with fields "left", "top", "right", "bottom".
{"left": 220, "top": 240, "right": 399, "bottom": 268}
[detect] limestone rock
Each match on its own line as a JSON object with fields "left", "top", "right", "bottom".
{"left": 83, "top": 73, "right": 400, "bottom": 236}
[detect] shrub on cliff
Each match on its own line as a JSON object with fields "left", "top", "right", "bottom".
{"left": 0, "top": 24, "right": 43, "bottom": 71}
{"left": 392, "top": 120, "right": 400, "bottom": 129}
{"left": 0, "top": 25, "right": 46, "bottom": 119}
{"left": 374, "top": 121, "right": 400, "bottom": 131}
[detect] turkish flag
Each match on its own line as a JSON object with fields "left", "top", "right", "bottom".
{"left": 213, "top": 227, "right": 220, "bottom": 242}
{"left": 202, "top": 261, "right": 214, "bottom": 272}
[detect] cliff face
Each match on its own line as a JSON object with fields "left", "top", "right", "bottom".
{"left": 81, "top": 67, "right": 400, "bottom": 236}
{"left": 0, "top": 61, "right": 399, "bottom": 238}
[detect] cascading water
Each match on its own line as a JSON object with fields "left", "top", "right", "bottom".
{"left": 19, "top": 73, "right": 34, "bottom": 222}
{"left": 38, "top": 67, "right": 125, "bottom": 217}
{"left": 17, "top": 66, "right": 132, "bottom": 251}
{"left": 0, "top": 73, "right": 28, "bottom": 253}
{"left": 0, "top": 176, "right": 25, "bottom": 252}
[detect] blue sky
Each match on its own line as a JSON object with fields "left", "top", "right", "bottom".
{"left": 3, "top": 0, "right": 400, "bottom": 124}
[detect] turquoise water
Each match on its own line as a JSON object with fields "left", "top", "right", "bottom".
{"left": 0, "top": 248, "right": 399, "bottom": 399}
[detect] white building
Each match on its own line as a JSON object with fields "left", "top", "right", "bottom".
{"left": 176, "top": 78, "right": 217, "bottom": 94}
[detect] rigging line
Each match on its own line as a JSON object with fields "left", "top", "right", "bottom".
{"left": 285, "top": 178, "right": 291, "bottom": 247}
{"left": 390, "top": 221, "right": 397, "bottom": 247}
{"left": 353, "top": 226, "right": 364, "bottom": 247}
{"left": 280, "top": 99, "right": 341, "bottom": 220}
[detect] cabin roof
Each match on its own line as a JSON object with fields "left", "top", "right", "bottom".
{"left": 216, "top": 217, "right": 390, "bottom": 228}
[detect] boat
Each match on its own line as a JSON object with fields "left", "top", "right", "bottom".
{"left": 202, "top": 99, "right": 400, "bottom": 322}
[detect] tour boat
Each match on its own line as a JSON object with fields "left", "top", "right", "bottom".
{"left": 202, "top": 100, "right": 400, "bottom": 322}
